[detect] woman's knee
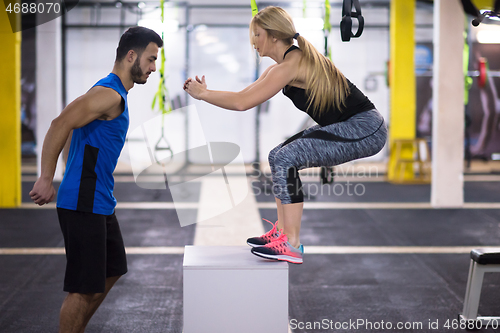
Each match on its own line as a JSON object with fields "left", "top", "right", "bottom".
{"left": 272, "top": 151, "right": 295, "bottom": 179}
{"left": 359, "top": 130, "right": 387, "bottom": 159}
{"left": 374, "top": 125, "right": 388, "bottom": 153}
{"left": 268, "top": 145, "right": 284, "bottom": 172}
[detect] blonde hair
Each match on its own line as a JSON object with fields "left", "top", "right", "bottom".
{"left": 250, "top": 6, "right": 350, "bottom": 116}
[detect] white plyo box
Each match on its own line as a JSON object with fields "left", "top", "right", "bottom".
{"left": 183, "top": 246, "right": 289, "bottom": 333}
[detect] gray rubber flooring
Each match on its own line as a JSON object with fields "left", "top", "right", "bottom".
{"left": 0, "top": 207, "right": 194, "bottom": 333}
{"left": 1, "top": 179, "right": 499, "bottom": 332}
{"left": 260, "top": 209, "right": 500, "bottom": 333}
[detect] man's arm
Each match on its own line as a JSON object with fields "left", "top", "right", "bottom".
{"left": 29, "top": 87, "right": 122, "bottom": 205}
{"left": 62, "top": 130, "right": 73, "bottom": 165}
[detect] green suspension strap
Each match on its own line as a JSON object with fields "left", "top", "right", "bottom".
{"left": 152, "top": 0, "right": 172, "bottom": 115}
{"left": 251, "top": 0, "right": 261, "bottom": 175}
{"left": 324, "top": 0, "right": 332, "bottom": 60}
{"left": 321, "top": 0, "right": 335, "bottom": 185}
{"left": 463, "top": 28, "right": 473, "bottom": 168}
{"left": 152, "top": 0, "right": 173, "bottom": 165}
{"left": 251, "top": 0, "right": 258, "bottom": 17}
{"left": 463, "top": 31, "right": 473, "bottom": 106}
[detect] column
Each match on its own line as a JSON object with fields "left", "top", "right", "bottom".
{"left": 387, "top": 0, "right": 416, "bottom": 181}
{"left": 0, "top": 6, "right": 21, "bottom": 207}
{"left": 431, "top": 0, "right": 465, "bottom": 207}
{"left": 36, "top": 17, "right": 64, "bottom": 179}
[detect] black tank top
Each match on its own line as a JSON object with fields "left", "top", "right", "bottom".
{"left": 282, "top": 45, "right": 375, "bottom": 126}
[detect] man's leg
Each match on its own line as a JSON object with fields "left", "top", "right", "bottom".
{"left": 59, "top": 292, "right": 94, "bottom": 333}
{"left": 81, "top": 275, "right": 121, "bottom": 329}
{"left": 59, "top": 275, "right": 121, "bottom": 333}
{"left": 57, "top": 209, "right": 118, "bottom": 333}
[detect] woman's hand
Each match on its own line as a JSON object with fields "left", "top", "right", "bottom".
{"left": 183, "top": 75, "right": 207, "bottom": 100}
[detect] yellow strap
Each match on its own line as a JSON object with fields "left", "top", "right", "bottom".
{"left": 251, "top": 0, "right": 258, "bottom": 17}
{"left": 324, "top": 0, "right": 331, "bottom": 33}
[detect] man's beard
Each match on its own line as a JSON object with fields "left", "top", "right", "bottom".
{"left": 130, "top": 57, "right": 148, "bottom": 84}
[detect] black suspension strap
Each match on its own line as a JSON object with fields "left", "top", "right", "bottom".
{"left": 340, "top": 0, "right": 365, "bottom": 42}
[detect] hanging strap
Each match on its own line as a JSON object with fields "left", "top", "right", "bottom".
{"left": 340, "top": 0, "right": 364, "bottom": 42}
{"left": 251, "top": 0, "right": 258, "bottom": 17}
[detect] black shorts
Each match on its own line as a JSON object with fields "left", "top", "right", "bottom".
{"left": 57, "top": 208, "right": 128, "bottom": 293}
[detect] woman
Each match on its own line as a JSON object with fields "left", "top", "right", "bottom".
{"left": 184, "top": 6, "right": 387, "bottom": 264}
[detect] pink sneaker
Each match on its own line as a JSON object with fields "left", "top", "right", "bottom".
{"left": 247, "top": 219, "right": 280, "bottom": 247}
{"left": 251, "top": 233, "right": 304, "bottom": 264}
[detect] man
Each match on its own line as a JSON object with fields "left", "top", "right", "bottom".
{"left": 29, "top": 26, "right": 163, "bottom": 332}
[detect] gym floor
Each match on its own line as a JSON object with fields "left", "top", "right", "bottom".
{"left": 1, "top": 162, "right": 500, "bottom": 333}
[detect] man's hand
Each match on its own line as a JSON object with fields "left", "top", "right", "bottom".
{"left": 29, "top": 178, "right": 56, "bottom": 206}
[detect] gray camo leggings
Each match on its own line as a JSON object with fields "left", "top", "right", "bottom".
{"left": 269, "top": 109, "right": 387, "bottom": 204}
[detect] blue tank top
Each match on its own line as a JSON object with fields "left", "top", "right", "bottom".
{"left": 57, "top": 73, "right": 129, "bottom": 215}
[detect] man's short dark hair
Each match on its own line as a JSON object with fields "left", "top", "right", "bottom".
{"left": 115, "top": 26, "right": 163, "bottom": 62}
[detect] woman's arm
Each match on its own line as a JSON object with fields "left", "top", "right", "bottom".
{"left": 239, "top": 64, "right": 277, "bottom": 94}
{"left": 184, "top": 64, "right": 277, "bottom": 95}
{"left": 184, "top": 62, "right": 295, "bottom": 111}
